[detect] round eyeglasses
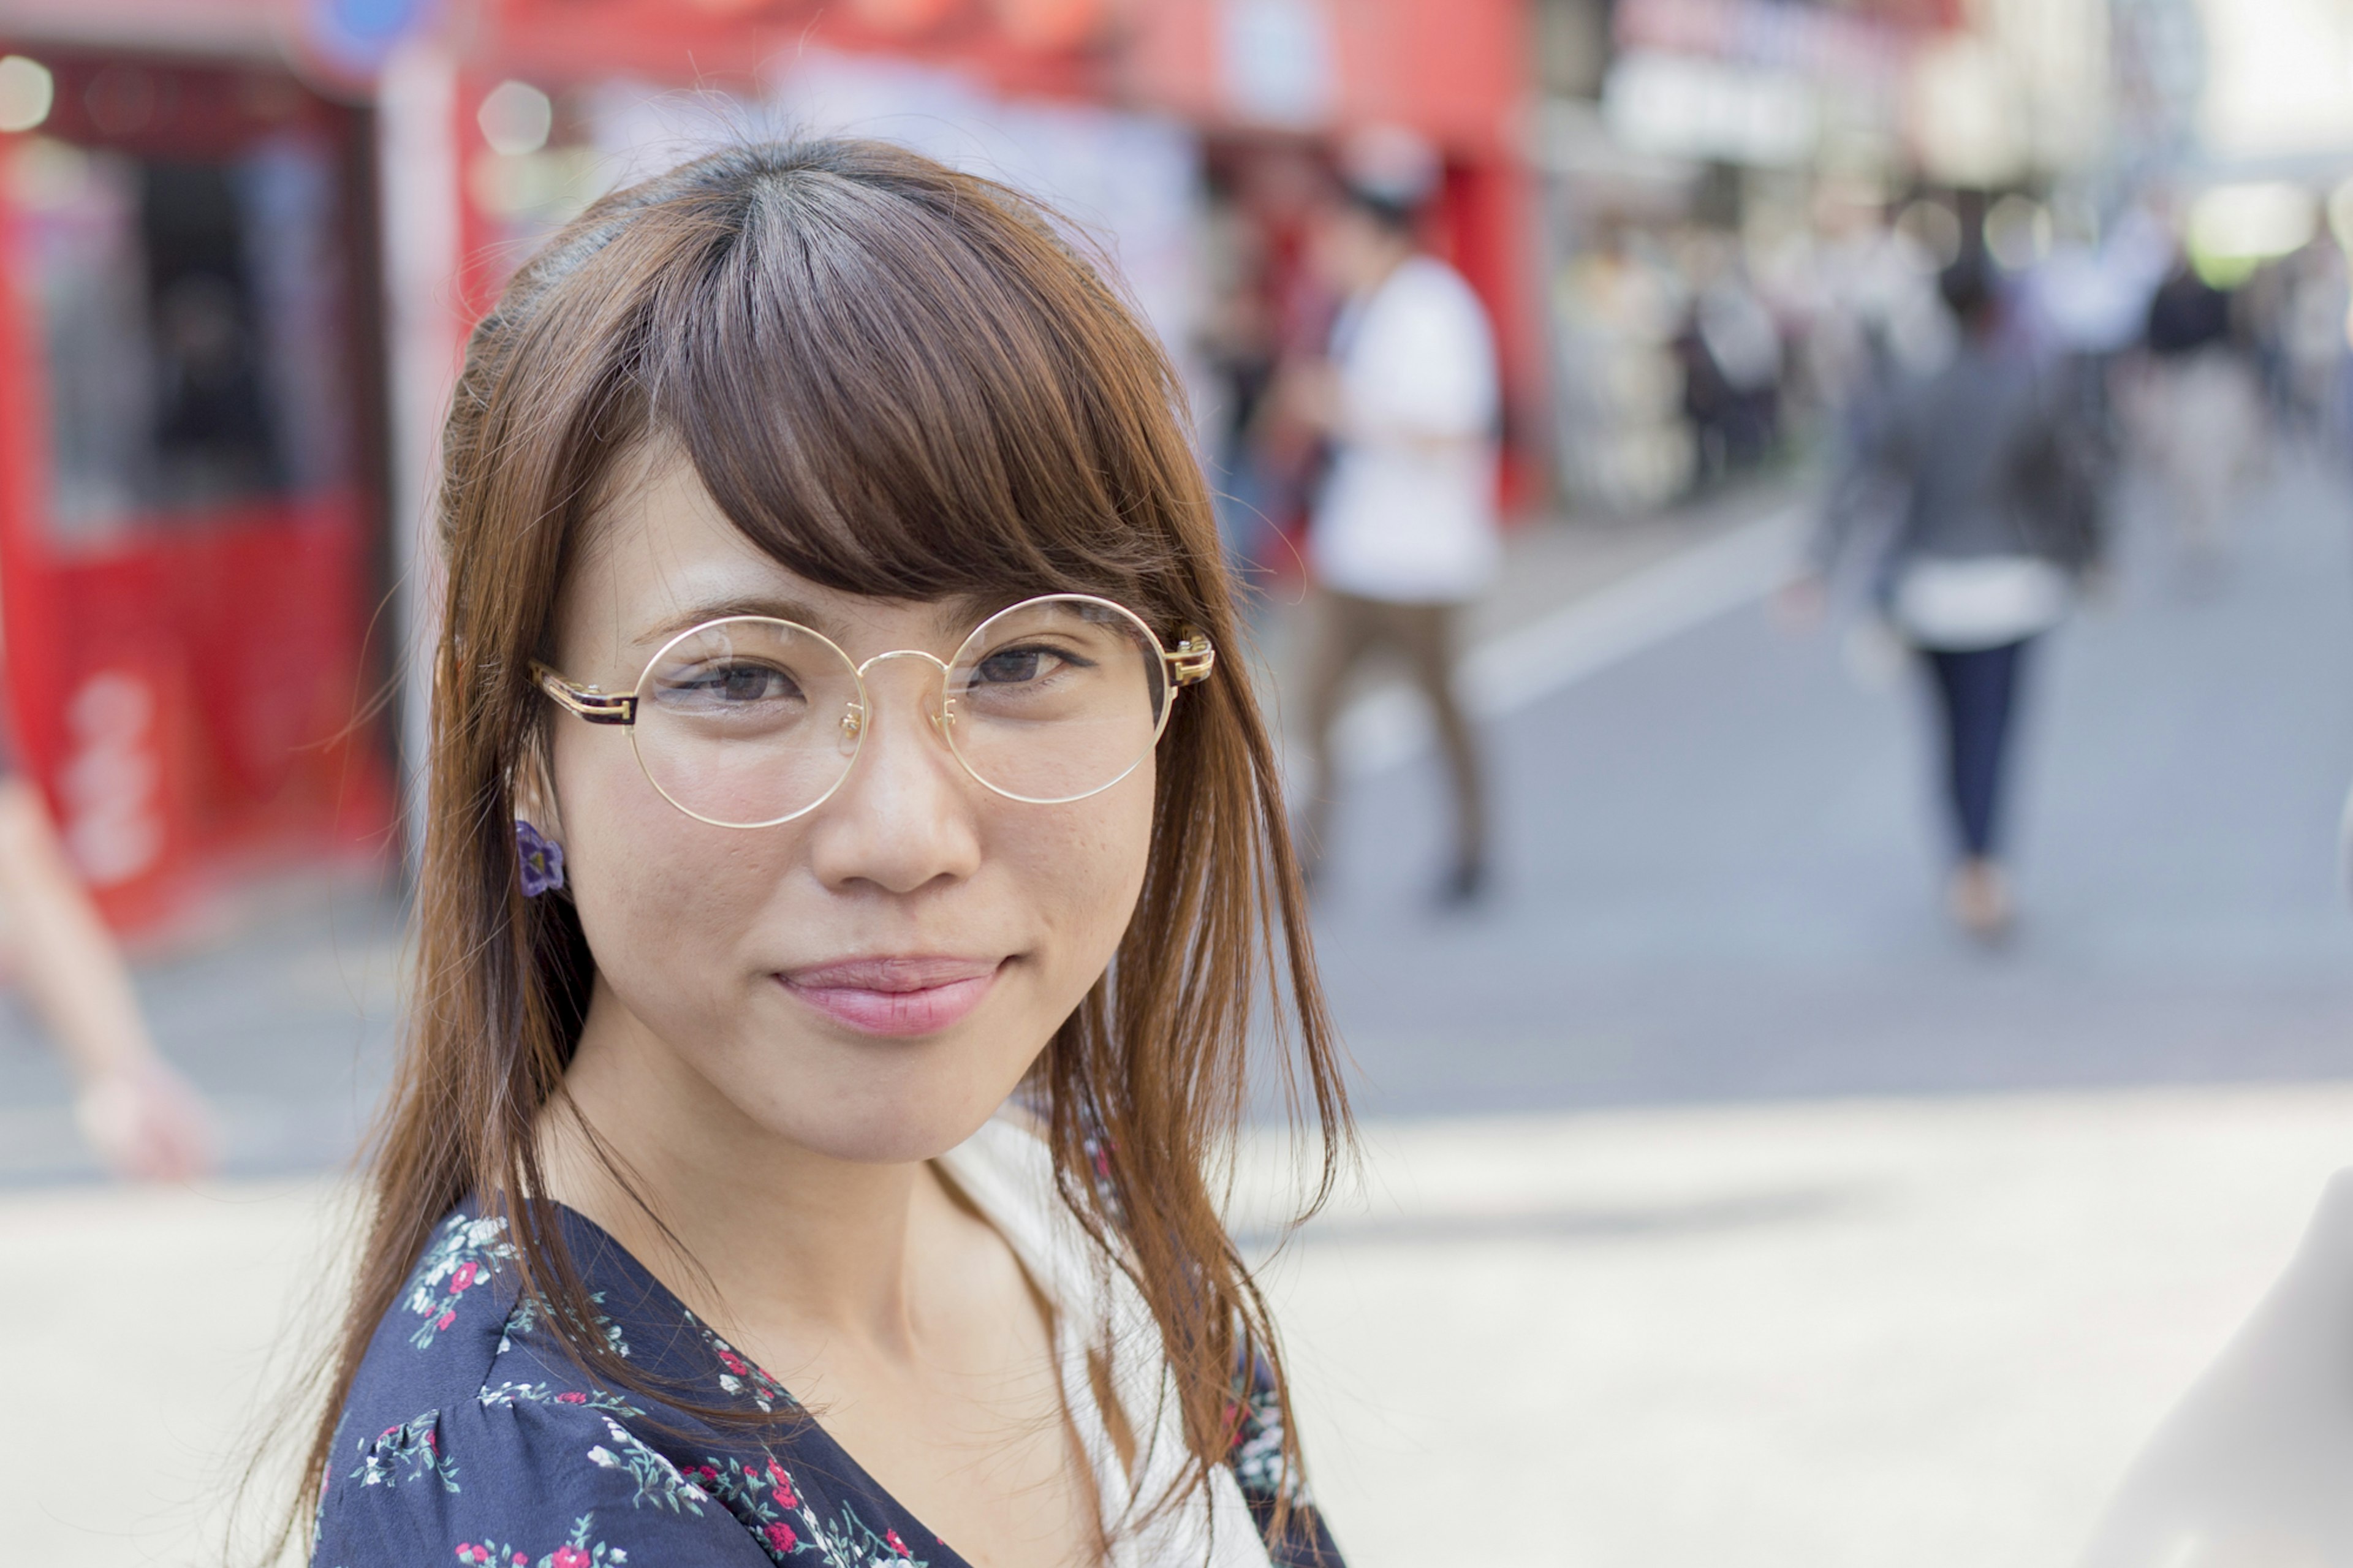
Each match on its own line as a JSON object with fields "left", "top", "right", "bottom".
{"left": 532, "top": 594, "right": 1216, "bottom": 828}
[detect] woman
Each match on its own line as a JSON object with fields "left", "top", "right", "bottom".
{"left": 1790, "top": 259, "right": 2104, "bottom": 941}
{"left": 303, "top": 140, "right": 1349, "bottom": 1567}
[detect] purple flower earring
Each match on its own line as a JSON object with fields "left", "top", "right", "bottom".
{"left": 515, "top": 819, "right": 566, "bottom": 898}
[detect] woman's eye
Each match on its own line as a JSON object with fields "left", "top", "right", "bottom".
{"left": 682, "top": 662, "right": 801, "bottom": 702}
{"left": 972, "top": 644, "right": 1087, "bottom": 685}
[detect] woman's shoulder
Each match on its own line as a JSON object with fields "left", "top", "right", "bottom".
{"left": 312, "top": 1202, "right": 757, "bottom": 1566}
{"left": 333, "top": 1205, "right": 533, "bottom": 1434}
{"left": 314, "top": 1200, "right": 951, "bottom": 1568}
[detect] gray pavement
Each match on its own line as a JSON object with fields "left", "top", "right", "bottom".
{"left": 1304, "top": 453, "right": 2353, "bottom": 1116}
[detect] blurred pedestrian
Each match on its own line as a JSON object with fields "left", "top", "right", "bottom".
{"left": 0, "top": 757, "right": 214, "bottom": 1178}
{"left": 1677, "top": 242, "right": 1783, "bottom": 483}
{"left": 2135, "top": 256, "right": 2261, "bottom": 575}
{"left": 1285, "top": 127, "right": 1498, "bottom": 903}
{"left": 1787, "top": 259, "right": 2105, "bottom": 942}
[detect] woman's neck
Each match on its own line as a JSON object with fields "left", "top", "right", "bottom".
{"left": 540, "top": 988, "right": 952, "bottom": 1357}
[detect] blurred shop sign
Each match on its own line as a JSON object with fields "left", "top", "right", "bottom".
{"left": 1219, "top": 0, "right": 1335, "bottom": 128}
{"left": 1530, "top": 96, "right": 1699, "bottom": 192}
{"left": 1604, "top": 51, "right": 1817, "bottom": 167}
{"left": 992, "top": 0, "right": 1110, "bottom": 53}
{"left": 1614, "top": 0, "right": 1903, "bottom": 88}
{"left": 0, "top": 1, "right": 274, "bottom": 57}
{"left": 2189, "top": 182, "right": 2319, "bottom": 268}
{"left": 844, "top": 0, "right": 1107, "bottom": 45}
{"left": 1907, "top": 31, "right": 2028, "bottom": 186}
{"left": 59, "top": 668, "right": 166, "bottom": 888}
{"left": 847, "top": 0, "right": 966, "bottom": 32}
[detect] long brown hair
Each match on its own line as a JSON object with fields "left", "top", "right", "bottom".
{"left": 299, "top": 138, "right": 1349, "bottom": 1534}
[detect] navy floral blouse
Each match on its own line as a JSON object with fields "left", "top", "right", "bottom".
{"left": 313, "top": 1200, "right": 1343, "bottom": 1568}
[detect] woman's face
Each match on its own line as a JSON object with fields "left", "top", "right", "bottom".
{"left": 542, "top": 454, "right": 1155, "bottom": 1165}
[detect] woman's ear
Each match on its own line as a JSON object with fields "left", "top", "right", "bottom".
{"left": 512, "top": 740, "right": 564, "bottom": 843}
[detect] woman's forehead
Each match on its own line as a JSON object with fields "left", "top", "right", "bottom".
{"left": 566, "top": 449, "right": 990, "bottom": 656}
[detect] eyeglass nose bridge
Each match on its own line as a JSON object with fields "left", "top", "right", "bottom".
{"left": 840, "top": 647, "right": 955, "bottom": 743}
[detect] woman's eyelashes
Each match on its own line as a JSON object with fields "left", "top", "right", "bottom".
{"left": 969, "top": 643, "right": 1090, "bottom": 685}
{"left": 673, "top": 661, "right": 808, "bottom": 705}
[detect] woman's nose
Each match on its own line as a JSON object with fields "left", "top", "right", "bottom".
{"left": 804, "top": 659, "right": 981, "bottom": 894}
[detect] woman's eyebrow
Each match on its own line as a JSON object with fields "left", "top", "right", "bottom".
{"left": 635, "top": 595, "right": 835, "bottom": 646}
{"left": 634, "top": 591, "right": 1016, "bottom": 652}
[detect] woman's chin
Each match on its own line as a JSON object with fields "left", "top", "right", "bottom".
{"left": 755, "top": 1082, "right": 1013, "bottom": 1167}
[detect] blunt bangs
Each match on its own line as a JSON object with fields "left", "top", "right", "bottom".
{"left": 629, "top": 142, "right": 1194, "bottom": 619}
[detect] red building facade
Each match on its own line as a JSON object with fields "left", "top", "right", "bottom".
{"left": 0, "top": 0, "right": 1535, "bottom": 928}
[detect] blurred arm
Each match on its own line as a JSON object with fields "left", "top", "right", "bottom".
{"left": 0, "top": 778, "right": 214, "bottom": 1178}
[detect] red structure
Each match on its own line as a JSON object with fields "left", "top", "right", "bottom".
{"left": 0, "top": 37, "right": 394, "bottom": 930}
{"left": 0, "top": 0, "right": 1536, "bottom": 929}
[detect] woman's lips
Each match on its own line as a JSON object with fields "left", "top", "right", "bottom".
{"left": 779, "top": 956, "right": 1004, "bottom": 1037}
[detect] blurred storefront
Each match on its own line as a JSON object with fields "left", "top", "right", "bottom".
{"left": 418, "top": 0, "right": 1537, "bottom": 563}
{"left": 1530, "top": 0, "right": 2118, "bottom": 514}
{"left": 0, "top": 0, "right": 1535, "bottom": 927}
{"left": 0, "top": 8, "right": 398, "bottom": 930}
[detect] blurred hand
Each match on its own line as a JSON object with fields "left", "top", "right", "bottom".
{"left": 74, "top": 1056, "right": 218, "bottom": 1181}
{"left": 1774, "top": 572, "right": 1828, "bottom": 634}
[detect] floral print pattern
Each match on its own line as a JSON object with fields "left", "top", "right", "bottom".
{"left": 684, "top": 1456, "right": 932, "bottom": 1566}
{"left": 314, "top": 1199, "right": 1341, "bottom": 1568}
{"left": 496, "top": 1289, "right": 631, "bottom": 1362}
{"left": 691, "top": 1315, "right": 792, "bottom": 1413}
{"left": 453, "top": 1513, "right": 624, "bottom": 1567}
{"left": 404, "top": 1215, "right": 515, "bottom": 1350}
{"left": 583, "top": 1414, "right": 713, "bottom": 1515}
{"left": 350, "top": 1411, "right": 461, "bottom": 1494}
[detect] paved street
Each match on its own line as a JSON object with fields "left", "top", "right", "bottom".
{"left": 7, "top": 456, "right": 2353, "bottom": 1565}
{"left": 1306, "top": 454, "right": 2353, "bottom": 1113}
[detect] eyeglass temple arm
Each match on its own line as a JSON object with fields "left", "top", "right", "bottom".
{"left": 532, "top": 661, "right": 638, "bottom": 726}
{"left": 1165, "top": 632, "right": 1216, "bottom": 688}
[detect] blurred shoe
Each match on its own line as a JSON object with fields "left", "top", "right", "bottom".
{"left": 1947, "top": 858, "right": 2013, "bottom": 944}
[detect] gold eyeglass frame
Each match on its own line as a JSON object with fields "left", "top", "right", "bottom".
{"left": 532, "top": 592, "right": 1216, "bottom": 828}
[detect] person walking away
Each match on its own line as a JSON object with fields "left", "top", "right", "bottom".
{"left": 1787, "top": 259, "right": 2104, "bottom": 942}
{"left": 2137, "top": 256, "right": 2260, "bottom": 578}
{"left": 0, "top": 735, "right": 214, "bottom": 1178}
{"left": 1286, "top": 128, "right": 1499, "bottom": 904}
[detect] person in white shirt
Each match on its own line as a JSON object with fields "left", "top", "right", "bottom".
{"left": 1286, "top": 134, "right": 1499, "bottom": 904}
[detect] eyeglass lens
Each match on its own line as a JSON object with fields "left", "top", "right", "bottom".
{"left": 944, "top": 597, "right": 1169, "bottom": 805}
{"left": 628, "top": 597, "right": 1170, "bottom": 827}
{"left": 633, "top": 618, "right": 863, "bottom": 828}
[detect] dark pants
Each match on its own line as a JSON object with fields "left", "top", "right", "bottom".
{"left": 1300, "top": 589, "right": 1486, "bottom": 877}
{"left": 1922, "top": 639, "right": 2032, "bottom": 861}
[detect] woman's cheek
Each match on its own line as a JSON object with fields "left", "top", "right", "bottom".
{"left": 562, "top": 760, "right": 778, "bottom": 1017}
{"left": 1026, "top": 767, "right": 1154, "bottom": 975}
